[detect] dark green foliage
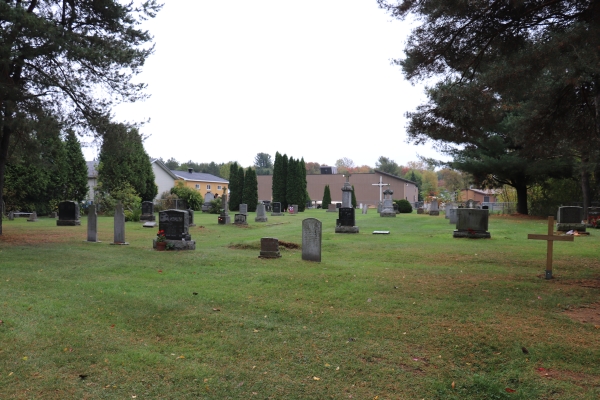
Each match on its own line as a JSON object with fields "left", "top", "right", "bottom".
{"left": 299, "top": 158, "right": 308, "bottom": 211}
{"left": 170, "top": 181, "right": 203, "bottom": 211}
{"left": 351, "top": 185, "right": 357, "bottom": 208}
{"left": 395, "top": 199, "right": 413, "bottom": 213}
{"left": 286, "top": 157, "right": 304, "bottom": 209}
{"left": 375, "top": 156, "right": 399, "bottom": 175}
{"left": 0, "top": 1, "right": 161, "bottom": 235}
{"left": 272, "top": 152, "right": 288, "bottom": 209}
{"left": 3, "top": 115, "right": 68, "bottom": 214}
{"left": 94, "top": 182, "right": 141, "bottom": 216}
{"left": 242, "top": 167, "right": 258, "bottom": 212}
{"left": 62, "top": 130, "right": 89, "bottom": 202}
{"left": 322, "top": 185, "right": 332, "bottom": 210}
{"left": 228, "top": 162, "right": 242, "bottom": 212}
{"left": 208, "top": 197, "right": 222, "bottom": 214}
{"left": 407, "top": 171, "right": 423, "bottom": 201}
{"left": 97, "top": 124, "right": 157, "bottom": 202}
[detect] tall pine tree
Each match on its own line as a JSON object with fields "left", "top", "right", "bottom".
{"left": 286, "top": 157, "right": 304, "bottom": 209}
{"left": 322, "top": 185, "right": 331, "bottom": 210}
{"left": 228, "top": 162, "right": 240, "bottom": 211}
{"left": 62, "top": 130, "right": 89, "bottom": 202}
{"left": 299, "top": 158, "right": 308, "bottom": 211}
{"left": 272, "top": 152, "right": 288, "bottom": 209}
{"left": 243, "top": 167, "right": 258, "bottom": 212}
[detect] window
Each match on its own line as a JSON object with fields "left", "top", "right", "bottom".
{"left": 195, "top": 184, "right": 200, "bottom": 189}
{"left": 484, "top": 196, "right": 490, "bottom": 203}
{"left": 217, "top": 185, "right": 222, "bottom": 190}
{"left": 207, "top": 184, "right": 211, "bottom": 190}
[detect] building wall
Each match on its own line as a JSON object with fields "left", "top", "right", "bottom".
{"left": 460, "top": 189, "right": 497, "bottom": 203}
{"left": 257, "top": 172, "right": 418, "bottom": 206}
{"left": 181, "top": 180, "right": 228, "bottom": 199}
{"left": 153, "top": 164, "right": 177, "bottom": 199}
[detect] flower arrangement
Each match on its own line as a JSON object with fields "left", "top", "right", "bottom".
{"left": 156, "top": 229, "right": 167, "bottom": 242}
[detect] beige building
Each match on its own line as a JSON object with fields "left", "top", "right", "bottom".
{"left": 257, "top": 170, "right": 418, "bottom": 207}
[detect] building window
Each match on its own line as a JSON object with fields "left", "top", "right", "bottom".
{"left": 484, "top": 196, "right": 490, "bottom": 203}
{"left": 195, "top": 184, "right": 200, "bottom": 189}
{"left": 207, "top": 184, "right": 211, "bottom": 190}
{"left": 217, "top": 185, "right": 222, "bottom": 190}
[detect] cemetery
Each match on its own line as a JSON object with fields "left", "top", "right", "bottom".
{"left": 1, "top": 208, "right": 599, "bottom": 398}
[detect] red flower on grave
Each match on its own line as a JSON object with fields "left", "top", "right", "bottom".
{"left": 156, "top": 229, "right": 167, "bottom": 242}
{"left": 467, "top": 228, "right": 475, "bottom": 234}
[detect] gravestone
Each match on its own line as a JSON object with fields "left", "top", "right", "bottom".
{"left": 288, "top": 204, "right": 298, "bottom": 215}
{"left": 341, "top": 175, "right": 353, "bottom": 208}
{"left": 49, "top": 211, "right": 57, "bottom": 218}
{"left": 587, "top": 207, "right": 600, "bottom": 227}
{"left": 445, "top": 203, "right": 453, "bottom": 219}
{"left": 259, "top": 237, "right": 281, "bottom": 258}
{"left": 271, "top": 202, "right": 283, "bottom": 216}
{"left": 335, "top": 207, "right": 359, "bottom": 233}
{"left": 140, "top": 201, "right": 155, "bottom": 221}
{"left": 302, "top": 218, "right": 322, "bottom": 262}
{"left": 239, "top": 204, "right": 248, "bottom": 215}
{"left": 393, "top": 203, "right": 399, "bottom": 214}
{"left": 57, "top": 201, "right": 81, "bottom": 226}
{"left": 87, "top": 204, "right": 100, "bottom": 242}
{"left": 327, "top": 204, "right": 337, "bottom": 212}
{"left": 448, "top": 207, "right": 458, "bottom": 224}
{"left": 377, "top": 202, "right": 383, "bottom": 213}
{"left": 202, "top": 193, "right": 215, "bottom": 212}
{"left": 362, "top": 204, "right": 368, "bottom": 214}
{"left": 234, "top": 213, "right": 248, "bottom": 225}
{"left": 187, "top": 208, "right": 196, "bottom": 227}
{"left": 112, "top": 202, "right": 129, "bottom": 245}
{"left": 429, "top": 198, "right": 440, "bottom": 216}
{"left": 556, "top": 206, "right": 585, "bottom": 232}
{"left": 158, "top": 209, "right": 195, "bottom": 249}
{"left": 218, "top": 192, "right": 230, "bottom": 224}
{"left": 255, "top": 203, "right": 268, "bottom": 222}
{"left": 380, "top": 188, "right": 396, "bottom": 217}
{"left": 27, "top": 211, "right": 38, "bottom": 222}
{"left": 8, "top": 211, "right": 14, "bottom": 220}
{"left": 465, "top": 199, "right": 480, "bottom": 209}
{"left": 453, "top": 209, "right": 491, "bottom": 238}
{"left": 417, "top": 207, "right": 424, "bottom": 214}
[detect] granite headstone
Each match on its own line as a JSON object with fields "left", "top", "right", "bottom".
{"left": 302, "top": 218, "right": 322, "bottom": 262}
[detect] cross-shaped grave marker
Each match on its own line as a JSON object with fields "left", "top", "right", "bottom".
{"left": 372, "top": 176, "right": 390, "bottom": 203}
{"left": 527, "top": 216, "right": 574, "bottom": 279}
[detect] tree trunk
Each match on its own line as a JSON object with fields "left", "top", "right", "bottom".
{"left": 515, "top": 183, "right": 528, "bottom": 215}
{"left": 581, "top": 167, "right": 591, "bottom": 221}
{"left": 0, "top": 123, "right": 12, "bottom": 236}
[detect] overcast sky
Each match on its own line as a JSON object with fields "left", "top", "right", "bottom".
{"left": 84, "top": 1, "right": 447, "bottom": 169}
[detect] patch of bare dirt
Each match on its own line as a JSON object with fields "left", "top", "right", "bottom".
{"left": 535, "top": 366, "right": 600, "bottom": 386}
{"left": 563, "top": 302, "right": 600, "bottom": 327}
{"left": 490, "top": 213, "right": 547, "bottom": 220}
{"left": 278, "top": 240, "right": 300, "bottom": 249}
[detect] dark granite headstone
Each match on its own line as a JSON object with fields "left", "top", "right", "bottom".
{"left": 259, "top": 237, "right": 281, "bottom": 258}
{"left": 335, "top": 207, "right": 359, "bottom": 233}
{"left": 234, "top": 213, "right": 248, "bottom": 225}
{"left": 140, "top": 201, "right": 156, "bottom": 222}
{"left": 57, "top": 201, "right": 81, "bottom": 226}
{"left": 556, "top": 206, "right": 585, "bottom": 232}
{"left": 271, "top": 202, "right": 283, "bottom": 216}
{"left": 159, "top": 209, "right": 191, "bottom": 240}
{"left": 453, "top": 209, "right": 490, "bottom": 238}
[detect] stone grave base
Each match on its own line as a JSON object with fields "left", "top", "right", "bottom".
{"left": 142, "top": 221, "right": 157, "bottom": 228}
{"left": 234, "top": 221, "right": 248, "bottom": 226}
{"left": 153, "top": 239, "right": 196, "bottom": 250}
{"left": 453, "top": 230, "right": 491, "bottom": 239}
{"left": 259, "top": 250, "right": 281, "bottom": 258}
{"left": 373, "top": 231, "right": 390, "bottom": 234}
{"left": 380, "top": 211, "right": 396, "bottom": 217}
{"left": 57, "top": 220, "right": 81, "bottom": 226}
{"left": 429, "top": 211, "right": 440, "bottom": 216}
{"left": 417, "top": 208, "right": 424, "bottom": 214}
{"left": 140, "top": 214, "right": 156, "bottom": 222}
{"left": 218, "top": 215, "right": 231, "bottom": 224}
{"left": 255, "top": 217, "right": 268, "bottom": 222}
{"left": 271, "top": 212, "right": 283, "bottom": 216}
{"left": 110, "top": 241, "right": 130, "bottom": 245}
{"left": 335, "top": 226, "right": 359, "bottom": 233}
{"left": 556, "top": 223, "right": 586, "bottom": 232}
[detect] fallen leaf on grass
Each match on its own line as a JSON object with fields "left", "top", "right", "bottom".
{"left": 521, "top": 347, "right": 529, "bottom": 354}
{"left": 22, "top": 356, "right": 28, "bottom": 361}
{"left": 451, "top": 381, "right": 455, "bottom": 389}
{"left": 193, "top": 292, "right": 198, "bottom": 295}
{"left": 8, "top": 372, "right": 13, "bottom": 376}
{"left": 313, "top": 376, "right": 320, "bottom": 381}
{"left": 212, "top": 308, "right": 220, "bottom": 312}
{"left": 253, "top": 329, "right": 259, "bottom": 333}
{"left": 177, "top": 355, "right": 185, "bottom": 359}
{"left": 158, "top": 270, "right": 162, "bottom": 273}
{"left": 505, "top": 388, "right": 516, "bottom": 393}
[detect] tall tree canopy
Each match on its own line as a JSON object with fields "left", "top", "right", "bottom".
{"left": 97, "top": 124, "right": 157, "bottom": 201}
{"left": 379, "top": 0, "right": 600, "bottom": 214}
{"left": 272, "top": 152, "right": 288, "bottom": 209}
{"left": 242, "top": 167, "right": 258, "bottom": 212}
{"left": 254, "top": 152, "right": 273, "bottom": 175}
{"left": 62, "top": 130, "right": 88, "bottom": 202}
{"left": 0, "top": 0, "right": 161, "bottom": 234}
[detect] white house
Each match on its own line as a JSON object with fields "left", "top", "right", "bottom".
{"left": 151, "top": 159, "right": 179, "bottom": 198}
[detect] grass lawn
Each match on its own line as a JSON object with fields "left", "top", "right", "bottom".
{"left": 1, "top": 209, "right": 599, "bottom": 399}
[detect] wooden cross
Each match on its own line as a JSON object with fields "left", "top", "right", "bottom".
{"left": 527, "top": 216, "right": 573, "bottom": 279}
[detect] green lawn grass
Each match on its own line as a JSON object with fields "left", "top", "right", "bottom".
{"left": 1, "top": 210, "right": 599, "bottom": 399}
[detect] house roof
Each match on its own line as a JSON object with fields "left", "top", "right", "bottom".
{"left": 151, "top": 159, "right": 180, "bottom": 180}
{"left": 462, "top": 188, "right": 500, "bottom": 195}
{"left": 87, "top": 161, "right": 98, "bottom": 178}
{"left": 170, "top": 169, "right": 229, "bottom": 184}
{"left": 374, "top": 170, "right": 417, "bottom": 185}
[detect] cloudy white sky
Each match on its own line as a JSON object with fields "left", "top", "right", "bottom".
{"left": 84, "top": 1, "right": 447, "bottom": 168}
